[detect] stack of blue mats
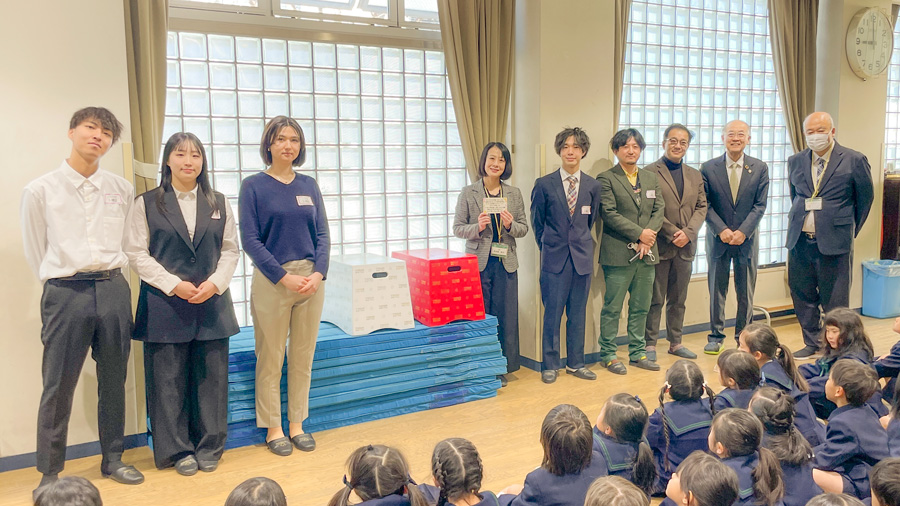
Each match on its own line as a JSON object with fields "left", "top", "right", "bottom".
{"left": 223, "top": 315, "right": 506, "bottom": 449}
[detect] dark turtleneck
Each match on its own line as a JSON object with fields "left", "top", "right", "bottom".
{"left": 664, "top": 156, "right": 684, "bottom": 199}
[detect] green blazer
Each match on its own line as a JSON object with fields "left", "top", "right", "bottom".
{"left": 597, "top": 164, "right": 665, "bottom": 266}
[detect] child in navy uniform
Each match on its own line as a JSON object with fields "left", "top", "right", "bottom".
{"left": 714, "top": 349, "right": 760, "bottom": 410}
{"left": 799, "top": 308, "right": 886, "bottom": 419}
{"left": 709, "top": 409, "right": 784, "bottom": 506}
{"left": 812, "top": 360, "right": 890, "bottom": 500}
{"left": 592, "top": 393, "right": 657, "bottom": 495}
{"left": 328, "top": 445, "right": 428, "bottom": 506}
{"left": 871, "top": 458, "right": 900, "bottom": 506}
{"left": 646, "top": 360, "right": 717, "bottom": 495}
{"left": 499, "top": 404, "right": 605, "bottom": 506}
{"left": 584, "top": 476, "right": 649, "bottom": 506}
{"left": 739, "top": 323, "right": 825, "bottom": 446}
{"left": 664, "top": 451, "right": 739, "bottom": 506}
{"left": 418, "top": 438, "right": 498, "bottom": 506}
{"left": 873, "top": 317, "right": 900, "bottom": 404}
{"left": 225, "top": 477, "right": 288, "bottom": 506}
{"left": 749, "top": 387, "right": 822, "bottom": 506}
{"left": 805, "top": 494, "right": 866, "bottom": 506}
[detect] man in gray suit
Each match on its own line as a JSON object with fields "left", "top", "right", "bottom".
{"left": 700, "top": 120, "right": 769, "bottom": 354}
{"left": 643, "top": 124, "right": 707, "bottom": 361}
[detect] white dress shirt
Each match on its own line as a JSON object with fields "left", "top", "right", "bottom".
{"left": 802, "top": 143, "right": 835, "bottom": 234}
{"left": 124, "top": 186, "right": 239, "bottom": 296}
{"left": 559, "top": 167, "right": 583, "bottom": 200}
{"left": 21, "top": 161, "right": 134, "bottom": 283}
{"left": 726, "top": 153, "right": 744, "bottom": 182}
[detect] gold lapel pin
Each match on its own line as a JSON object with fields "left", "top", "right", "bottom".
{"left": 744, "top": 164, "right": 751, "bottom": 174}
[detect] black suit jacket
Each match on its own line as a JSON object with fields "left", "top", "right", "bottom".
{"left": 785, "top": 142, "right": 874, "bottom": 255}
{"left": 700, "top": 153, "right": 769, "bottom": 259}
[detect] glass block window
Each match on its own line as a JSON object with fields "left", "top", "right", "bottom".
{"left": 164, "top": 32, "right": 466, "bottom": 325}
{"left": 884, "top": 18, "right": 900, "bottom": 173}
{"left": 620, "top": 0, "right": 794, "bottom": 273}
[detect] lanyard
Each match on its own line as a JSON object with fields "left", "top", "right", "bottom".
{"left": 483, "top": 182, "right": 503, "bottom": 241}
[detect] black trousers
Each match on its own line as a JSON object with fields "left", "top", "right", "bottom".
{"left": 37, "top": 274, "right": 133, "bottom": 475}
{"left": 707, "top": 248, "right": 757, "bottom": 345}
{"left": 539, "top": 255, "right": 589, "bottom": 371}
{"left": 480, "top": 256, "right": 520, "bottom": 373}
{"left": 788, "top": 235, "right": 852, "bottom": 348}
{"left": 144, "top": 338, "right": 229, "bottom": 469}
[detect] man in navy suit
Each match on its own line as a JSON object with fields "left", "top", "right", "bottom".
{"left": 787, "top": 111, "right": 874, "bottom": 358}
{"left": 531, "top": 127, "right": 602, "bottom": 384}
{"left": 700, "top": 120, "right": 769, "bottom": 354}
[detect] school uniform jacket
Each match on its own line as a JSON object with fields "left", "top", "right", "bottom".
{"left": 888, "top": 417, "right": 900, "bottom": 458}
{"left": 760, "top": 360, "right": 826, "bottom": 447}
{"left": 591, "top": 427, "right": 641, "bottom": 483}
{"left": 418, "top": 485, "right": 501, "bottom": 506}
{"left": 779, "top": 460, "right": 821, "bottom": 506}
{"left": 721, "top": 453, "right": 785, "bottom": 506}
{"left": 714, "top": 387, "right": 756, "bottom": 411}
{"left": 646, "top": 399, "right": 714, "bottom": 486}
{"left": 133, "top": 188, "right": 239, "bottom": 343}
{"left": 358, "top": 495, "right": 413, "bottom": 506}
{"left": 498, "top": 454, "right": 607, "bottom": 506}
{"left": 814, "top": 404, "right": 891, "bottom": 499}
{"left": 874, "top": 341, "right": 900, "bottom": 379}
{"left": 799, "top": 350, "right": 888, "bottom": 418}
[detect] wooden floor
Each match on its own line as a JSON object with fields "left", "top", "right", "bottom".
{"left": 2, "top": 315, "right": 897, "bottom": 506}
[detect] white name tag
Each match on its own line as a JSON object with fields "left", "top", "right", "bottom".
{"left": 646, "top": 190, "right": 656, "bottom": 199}
{"left": 211, "top": 210, "right": 221, "bottom": 220}
{"left": 581, "top": 205, "right": 591, "bottom": 215}
{"left": 296, "top": 195, "right": 314, "bottom": 206}
{"left": 805, "top": 197, "right": 823, "bottom": 211}
{"left": 490, "top": 243, "right": 509, "bottom": 258}
{"left": 104, "top": 193, "right": 123, "bottom": 205}
{"left": 482, "top": 197, "right": 507, "bottom": 214}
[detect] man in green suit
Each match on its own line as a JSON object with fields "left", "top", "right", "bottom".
{"left": 596, "top": 129, "right": 665, "bottom": 375}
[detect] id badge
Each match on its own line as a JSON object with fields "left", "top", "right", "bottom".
{"left": 490, "top": 243, "right": 509, "bottom": 258}
{"left": 805, "top": 197, "right": 823, "bottom": 211}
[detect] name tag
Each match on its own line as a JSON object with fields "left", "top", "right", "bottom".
{"left": 805, "top": 197, "right": 823, "bottom": 211}
{"left": 211, "top": 210, "right": 221, "bottom": 220}
{"left": 490, "top": 243, "right": 509, "bottom": 258}
{"left": 296, "top": 195, "right": 314, "bottom": 206}
{"left": 581, "top": 205, "right": 591, "bottom": 215}
{"left": 646, "top": 190, "right": 656, "bottom": 199}
{"left": 104, "top": 193, "right": 123, "bottom": 205}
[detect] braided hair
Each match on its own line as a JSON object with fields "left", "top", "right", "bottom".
{"left": 327, "top": 445, "right": 427, "bottom": 506}
{"left": 431, "top": 438, "right": 483, "bottom": 506}
{"left": 657, "top": 360, "right": 717, "bottom": 472}
{"left": 748, "top": 387, "right": 813, "bottom": 466}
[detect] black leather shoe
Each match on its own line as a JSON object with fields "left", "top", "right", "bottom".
{"left": 629, "top": 357, "right": 661, "bottom": 371}
{"left": 175, "top": 455, "right": 198, "bottom": 476}
{"left": 197, "top": 459, "right": 219, "bottom": 472}
{"left": 102, "top": 464, "right": 145, "bottom": 485}
{"left": 565, "top": 367, "right": 597, "bottom": 380}
{"left": 291, "top": 433, "right": 316, "bottom": 452}
{"left": 266, "top": 436, "right": 293, "bottom": 456}
{"left": 498, "top": 374, "right": 508, "bottom": 387}
{"left": 793, "top": 345, "right": 819, "bottom": 359}
{"left": 541, "top": 370, "right": 558, "bottom": 384}
{"left": 601, "top": 359, "right": 628, "bottom": 375}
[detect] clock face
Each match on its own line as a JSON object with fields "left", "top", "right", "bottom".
{"left": 846, "top": 8, "right": 894, "bottom": 79}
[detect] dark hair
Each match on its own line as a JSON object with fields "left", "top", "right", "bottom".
{"left": 34, "top": 476, "right": 102, "bottom": 506}
{"left": 601, "top": 393, "right": 658, "bottom": 494}
{"left": 675, "top": 451, "right": 739, "bottom": 506}
{"left": 710, "top": 409, "right": 783, "bottom": 506}
{"left": 821, "top": 308, "right": 874, "bottom": 361}
{"left": 69, "top": 106, "right": 124, "bottom": 144}
{"left": 610, "top": 128, "right": 646, "bottom": 151}
{"left": 663, "top": 123, "right": 694, "bottom": 142}
{"left": 260, "top": 116, "right": 306, "bottom": 167}
{"left": 477, "top": 142, "right": 513, "bottom": 180}
{"left": 225, "top": 477, "right": 287, "bottom": 506}
{"left": 658, "top": 360, "right": 717, "bottom": 472}
{"left": 431, "top": 438, "right": 483, "bottom": 506}
{"left": 156, "top": 132, "right": 219, "bottom": 214}
{"left": 749, "top": 387, "right": 813, "bottom": 466}
{"left": 554, "top": 127, "right": 591, "bottom": 157}
{"left": 741, "top": 323, "right": 809, "bottom": 392}
{"left": 717, "top": 349, "right": 761, "bottom": 390}
{"left": 871, "top": 458, "right": 900, "bottom": 506}
{"left": 829, "top": 360, "right": 879, "bottom": 406}
{"left": 327, "top": 445, "right": 427, "bottom": 506}
{"left": 805, "top": 493, "right": 866, "bottom": 506}
{"left": 585, "top": 476, "right": 649, "bottom": 506}
{"left": 540, "top": 404, "right": 593, "bottom": 476}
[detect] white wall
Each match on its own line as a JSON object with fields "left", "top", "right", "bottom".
{"left": 0, "top": 0, "right": 142, "bottom": 459}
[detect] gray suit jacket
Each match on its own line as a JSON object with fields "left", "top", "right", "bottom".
{"left": 453, "top": 180, "right": 529, "bottom": 272}
{"left": 700, "top": 153, "right": 769, "bottom": 259}
{"left": 645, "top": 157, "right": 708, "bottom": 261}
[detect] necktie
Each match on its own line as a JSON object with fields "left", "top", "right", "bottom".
{"left": 566, "top": 175, "right": 577, "bottom": 216}
{"left": 816, "top": 157, "right": 826, "bottom": 180}
{"left": 729, "top": 163, "right": 741, "bottom": 202}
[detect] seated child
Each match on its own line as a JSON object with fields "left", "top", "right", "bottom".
{"left": 225, "top": 477, "right": 288, "bottom": 506}
{"left": 592, "top": 393, "right": 657, "bottom": 495}
{"left": 714, "top": 349, "right": 760, "bottom": 410}
{"left": 418, "top": 438, "right": 498, "bottom": 506}
{"left": 871, "top": 457, "right": 900, "bottom": 506}
{"left": 805, "top": 493, "right": 866, "bottom": 506}
{"left": 873, "top": 316, "right": 900, "bottom": 405}
{"left": 881, "top": 380, "right": 900, "bottom": 458}
{"left": 664, "top": 451, "right": 739, "bottom": 506}
{"left": 584, "top": 476, "right": 649, "bottom": 506}
{"left": 328, "top": 445, "right": 428, "bottom": 506}
{"left": 33, "top": 476, "right": 102, "bottom": 506}
{"left": 708, "top": 408, "right": 784, "bottom": 506}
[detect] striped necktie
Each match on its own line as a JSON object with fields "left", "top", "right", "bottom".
{"left": 816, "top": 157, "right": 826, "bottom": 180}
{"left": 566, "top": 175, "right": 577, "bottom": 215}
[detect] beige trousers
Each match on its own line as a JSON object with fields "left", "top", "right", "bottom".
{"left": 251, "top": 260, "right": 325, "bottom": 428}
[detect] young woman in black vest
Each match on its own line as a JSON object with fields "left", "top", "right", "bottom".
{"left": 125, "top": 132, "right": 240, "bottom": 475}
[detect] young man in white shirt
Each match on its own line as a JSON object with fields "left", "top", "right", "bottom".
{"left": 22, "top": 107, "right": 144, "bottom": 498}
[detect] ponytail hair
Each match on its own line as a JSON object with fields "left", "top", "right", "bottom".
{"left": 748, "top": 387, "right": 813, "bottom": 466}
{"left": 327, "top": 445, "right": 427, "bottom": 506}
{"left": 710, "top": 409, "right": 784, "bottom": 506}
{"left": 431, "top": 438, "right": 483, "bottom": 506}
{"left": 602, "top": 394, "right": 657, "bottom": 494}
{"left": 742, "top": 323, "right": 809, "bottom": 392}
{"left": 585, "top": 476, "right": 649, "bottom": 506}
{"left": 717, "top": 349, "right": 761, "bottom": 390}
{"left": 540, "top": 404, "right": 593, "bottom": 476}
{"left": 821, "top": 308, "right": 874, "bottom": 361}
{"left": 658, "top": 360, "right": 717, "bottom": 472}
{"left": 675, "top": 451, "right": 739, "bottom": 506}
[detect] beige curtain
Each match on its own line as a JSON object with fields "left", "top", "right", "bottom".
{"left": 437, "top": 0, "right": 515, "bottom": 182}
{"left": 767, "top": 0, "right": 818, "bottom": 153}
{"left": 892, "top": 4, "right": 899, "bottom": 27}
{"left": 613, "top": 0, "right": 633, "bottom": 131}
{"left": 124, "top": 0, "right": 169, "bottom": 194}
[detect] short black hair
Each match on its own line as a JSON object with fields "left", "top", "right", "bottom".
{"left": 554, "top": 127, "right": 591, "bottom": 158}
{"left": 477, "top": 142, "right": 513, "bottom": 180}
{"left": 540, "top": 404, "right": 592, "bottom": 476}
{"left": 69, "top": 107, "right": 124, "bottom": 144}
{"left": 664, "top": 123, "right": 694, "bottom": 142}
{"left": 260, "top": 116, "right": 306, "bottom": 167}
{"left": 225, "top": 477, "right": 287, "bottom": 506}
{"left": 872, "top": 458, "right": 900, "bottom": 506}
{"left": 830, "top": 360, "right": 879, "bottom": 406}
{"left": 805, "top": 493, "right": 866, "bottom": 506}
{"left": 34, "top": 476, "right": 102, "bottom": 506}
{"left": 610, "top": 128, "right": 646, "bottom": 151}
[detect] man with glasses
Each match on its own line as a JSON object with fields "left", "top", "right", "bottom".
{"left": 643, "top": 124, "right": 707, "bottom": 363}
{"left": 700, "top": 120, "right": 769, "bottom": 355}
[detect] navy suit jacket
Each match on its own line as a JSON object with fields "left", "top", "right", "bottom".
{"left": 530, "top": 169, "right": 602, "bottom": 276}
{"left": 786, "top": 142, "right": 874, "bottom": 255}
{"left": 700, "top": 154, "right": 769, "bottom": 259}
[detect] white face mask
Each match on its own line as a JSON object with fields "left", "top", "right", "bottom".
{"left": 806, "top": 133, "right": 832, "bottom": 152}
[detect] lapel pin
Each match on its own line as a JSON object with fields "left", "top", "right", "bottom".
{"left": 745, "top": 164, "right": 751, "bottom": 174}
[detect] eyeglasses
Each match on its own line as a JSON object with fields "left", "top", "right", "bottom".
{"left": 725, "top": 132, "right": 747, "bottom": 139}
{"left": 666, "top": 138, "right": 689, "bottom": 147}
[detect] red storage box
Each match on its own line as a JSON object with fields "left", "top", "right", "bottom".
{"left": 391, "top": 249, "right": 485, "bottom": 326}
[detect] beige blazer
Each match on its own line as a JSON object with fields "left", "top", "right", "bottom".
{"left": 452, "top": 180, "right": 529, "bottom": 272}
{"left": 644, "top": 157, "right": 708, "bottom": 261}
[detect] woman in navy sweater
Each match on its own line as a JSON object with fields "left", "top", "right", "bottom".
{"left": 239, "top": 116, "right": 329, "bottom": 456}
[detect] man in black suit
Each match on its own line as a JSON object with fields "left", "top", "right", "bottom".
{"left": 531, "top": 127, "right": 602, "bottom": 383}
{"left": 787, "top": 111, "right": 874, "bottom": 358}
{"left": 700, "top": 120, "right": 769, "bottom": 354}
